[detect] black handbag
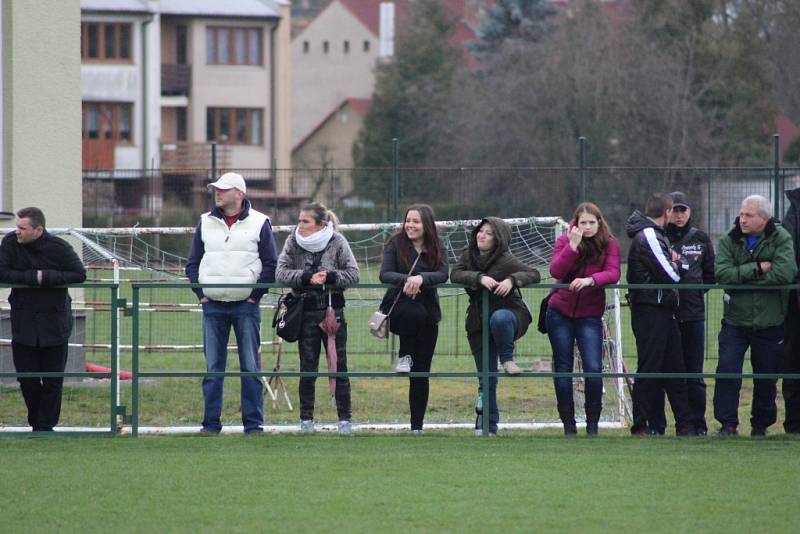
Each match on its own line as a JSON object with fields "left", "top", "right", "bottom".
{"left": 537, "top": 292, "right": 552, "bottom": 334}
{"left": 273, "top": 292, "right": 304, "bottom": 342}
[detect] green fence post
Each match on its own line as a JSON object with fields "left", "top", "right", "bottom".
{"left": 131, "top": 285, "right": 140, "bottom": 437}
{"left": 480, "top": 288, "right": 490, "bottom": 436}
{"left": 773, "top": 134, "right": 781, "bottom": 218}
{"left": 110, "top": 285, "right": 119, "bottom": 434}
{"left": 579, "top": 137, "right": 587, "bottom": 203}
{"left": 392, "top": 138, "right": 399, "bottom": 223}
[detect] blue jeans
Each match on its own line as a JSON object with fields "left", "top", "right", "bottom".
{"left": 201, "top": 300, "right": 264, "bottom": 433}
{"left": 472, "top": 309, "right": 518, "bottom": 433}
{"left": 546, "top": 308, "right": 603, "bottom": 410}
{"left": 713, "top": 320, "right": 783, "bottom": 430}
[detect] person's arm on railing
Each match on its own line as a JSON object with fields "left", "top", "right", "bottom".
{"left": 39, "top": 240, "right": 86, "bottom": 286}
{"left": 590, "top": 238, "right": 621, "bottom": 287}
{"left": 0, "top": 239, "right": 36, "bottom": 285}
{"left": 326, "top": 238, "right": 360, "bottom": 289}
{"left": 249, "top": 219, "right": 278, "bottom": 302}
{"left": 185, "top": 221, "right": 205, "bottom": 300}
{"left": 450, "top": 249, "right": 481, "bottom": 288}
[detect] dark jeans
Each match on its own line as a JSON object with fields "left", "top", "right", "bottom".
{"left": 201, "top": 300, "right": 263, "bottom": 433}
{"left": 630, "top": 304, "right": 690, "bottom": 433}
{"left": 391, "top": 298, "right": 438, "bottom": 431}
{"left": 650, "top": 320, "right": 707, "bottom": 433}
{"left": 298, "top": 308, "right": 351, "bottom": 422}
{"left": 546, "top": 308, "right": 603, "bottom": 413}
{"left": 713, "top": 320, "right": 783, "bottom": 430}
{"left": 472, "top": 309, "right": 519, "bottom": 433}
{"left": 12, "top": 341, "right": 69, "bottom": 431}
{"left": 782, "top": 291, "right": 800, "bottom": 433}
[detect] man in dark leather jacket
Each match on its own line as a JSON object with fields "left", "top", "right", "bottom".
{"left": 650, "top": 192, "right": 715, "bottom": 435}
{"left": 625, "top": 193, "right": 692, "bottom": 436}
{"left": 0, "top": 207, "right": 86, "bottom": 431}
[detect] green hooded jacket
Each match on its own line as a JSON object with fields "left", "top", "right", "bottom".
{"left": 715, "top": 217, "right": 797, "bottom": 329}
{"left": 450, "top": 217, "right": 541, "bottom": 353}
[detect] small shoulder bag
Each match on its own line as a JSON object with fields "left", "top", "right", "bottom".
{"left": 369, "top": 255, "right": 421, "bottom": 338}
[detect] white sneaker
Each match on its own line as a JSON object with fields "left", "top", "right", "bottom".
{"left": 502, "top": 360, "right": 522, "bottom": 375}
{"left": 338, "top": 420, "right": 352, "bottom": 436}
{"left": 395, "top": 355, "right": 413, "bottom": 373}
{"left": 300, "top": 420, "right": 314, "bottom": 434}
{"left": 410, "top": 429, "right": 424, "bottom": 435}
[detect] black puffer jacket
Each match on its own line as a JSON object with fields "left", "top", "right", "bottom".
{"left": 0, "top": 231, "right": 87, "bottom": 346}
{"left": 666, "top": 221, "right": 715, "bottom": 321}
{"left": 625, "top": 210, "right": 682, "bottom": 310}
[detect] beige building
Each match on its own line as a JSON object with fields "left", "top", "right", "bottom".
{"left": 291, "top": 97, "right": 369, "bottom": 204}
{"left": 291, "top": 0, "right": 386, "bottom": 153}
{"left": 3, "top": 0, "right": 82, "bottom": 228}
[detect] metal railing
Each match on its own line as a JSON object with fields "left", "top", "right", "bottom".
{"left": 0, "top": 283, "right": 120, "bottom": 437}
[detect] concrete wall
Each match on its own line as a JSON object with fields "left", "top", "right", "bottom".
{"left": 291, "top": 1, "right": 378, "bottom": 148}
{"left": 4, "top": 0, "right": 82, "bottom": 227}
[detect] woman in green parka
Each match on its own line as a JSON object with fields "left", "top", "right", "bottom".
{"left": 451, "top": 217, "right": 540, "bottom": 435}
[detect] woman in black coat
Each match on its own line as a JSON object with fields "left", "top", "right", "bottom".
{"left": 379, "top": 204, "right": 448, "bottom": 433}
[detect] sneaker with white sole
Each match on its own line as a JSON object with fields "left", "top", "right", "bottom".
{"left": 338, "top": 420, "right": 352, "bottom": 436}
{"left": 410, "top": 429, "right": 424, "bottom": 435}
{"left": 502, "top": 360, "right": 522, "bottom": 375}
{"left": 395, "top": 355, "right": 413, "bottom": 373}
{"left": 300, "top": 419, "right": 315, "bottom": 434}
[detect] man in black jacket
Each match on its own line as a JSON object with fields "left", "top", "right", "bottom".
{"left": 0, "top": 207, "right": 86, "bottom": 431}
{"left": 782, "top": 187, "right": 800, "bottom": 433}
{"left": 626, "top": 193, "right": 692, "bottom": 436}
{"left": 650, "top": 192, "right": 715, "bottom": 435}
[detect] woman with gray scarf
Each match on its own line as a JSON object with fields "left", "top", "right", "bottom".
{"left": 276, "top": 203, "right": 359, "bottom": 435}
{"left": 451, "top": 217, "right": 540, "bottom": 436}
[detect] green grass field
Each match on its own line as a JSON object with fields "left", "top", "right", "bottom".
{"left": 2, "top": 432, "right": 799, "bottom": 532}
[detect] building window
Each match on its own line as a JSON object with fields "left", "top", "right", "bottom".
{"left": 82, "top": 102, "right": 133, "bottom": 142}
{"left": 343, "top": 40, "right": 350, "bottom": 54}
{"left": 363, "top": 40, "right": 370, "bottom": 52}
{"left": 323, "top": 40, "right": 329, "bottom": 54}
{"left": 206, "top": 27, "right": 262, "bottom": 65}
{"left": 176, "top": 107, "right": 187, "bottom": 142}
{"left": 81, "top": 22, "right": 133, "bottom": 62}
{"left": 303, "top": 41, "right": 309, "bottom": 53}
{"left": 206, "top": 108, "right": 262, "bottom": 145}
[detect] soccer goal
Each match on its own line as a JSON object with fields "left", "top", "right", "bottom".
{"left": 0, "top": 217, "right": 631, "bottom": 433}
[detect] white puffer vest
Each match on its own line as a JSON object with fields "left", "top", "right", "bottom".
{"left": 198, "top": 209, "right": 268, "bottom": 301}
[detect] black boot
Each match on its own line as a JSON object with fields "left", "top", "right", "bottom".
{"left": 585, "top": 402, "right": 602, "bottom": 436}
{"left": 558, "top": 402, "right": 577, "bottom": 436}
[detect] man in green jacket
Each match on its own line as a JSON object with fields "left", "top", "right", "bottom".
{"left": 714, "top": 195, "right": 797, "bottom": 437}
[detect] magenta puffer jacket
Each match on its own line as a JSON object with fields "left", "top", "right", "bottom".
{"left": 548, "top": 234, "right": 621, "bottom": 318}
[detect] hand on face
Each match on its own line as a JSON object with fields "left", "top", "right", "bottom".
{"left": 568, "top": 225, "right": 583, "bottom": 250}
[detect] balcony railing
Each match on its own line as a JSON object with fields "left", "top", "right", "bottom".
{"left": 161, "top": 64, "right": 191, "bottom": 96}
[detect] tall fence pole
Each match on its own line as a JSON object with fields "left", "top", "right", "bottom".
{"left": 392, "top": 138, "right": 399, "bottom": 223}
{"left": 211, "top": 142, "right": 218, "bottom": 211}
{"left": 773, "top": 134, "right": 781, "bottom": 218}
{"left": 579, "top": 137, "right": 587, "bottom": 204}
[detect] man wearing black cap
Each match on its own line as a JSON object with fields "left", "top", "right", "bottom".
{"left": 649, "top": 192, "right": 715, "bottom": 435}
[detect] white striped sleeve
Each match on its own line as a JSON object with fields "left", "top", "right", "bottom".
{"left": 643, "top": 227, "right": 680, "bottom": 282}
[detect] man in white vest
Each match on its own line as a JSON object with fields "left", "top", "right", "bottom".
{"left": 186, "top": 172, "right": 277, "bottom": 435}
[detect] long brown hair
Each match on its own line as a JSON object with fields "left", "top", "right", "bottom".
{"left": 570, "top": 202, "right": 614, "bottom": 265}
{"left": 388, "top": 204, "right": 444, "bottom": 269}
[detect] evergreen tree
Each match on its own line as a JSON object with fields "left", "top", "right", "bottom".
{"left": 470, "top": 0, "right": 556, "bottom": 59}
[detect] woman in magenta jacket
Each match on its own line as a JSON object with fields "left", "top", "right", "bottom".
{"left": 547, "top": 202, "right": 620, "bottom": 435}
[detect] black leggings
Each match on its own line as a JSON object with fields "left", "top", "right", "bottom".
{"left": 391, "top": 299, "right": 439, "bottom": 430}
